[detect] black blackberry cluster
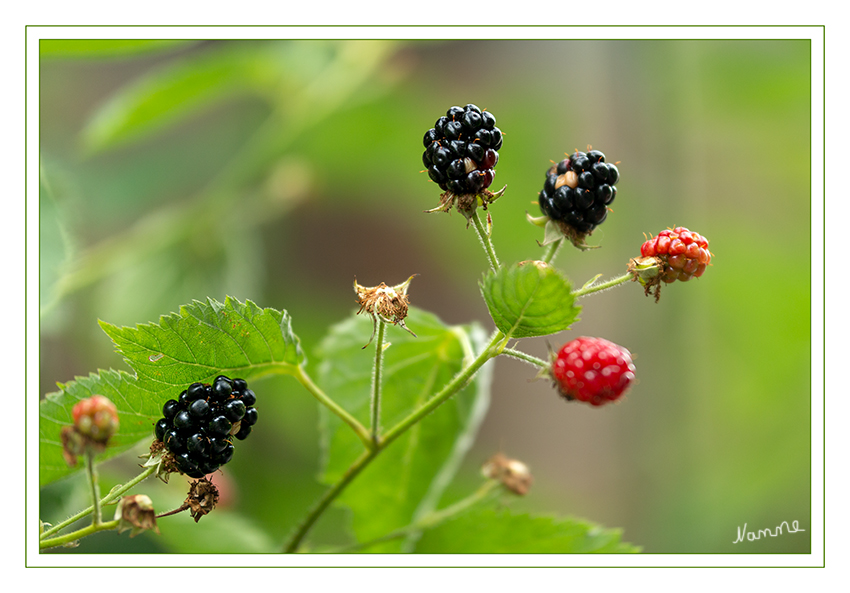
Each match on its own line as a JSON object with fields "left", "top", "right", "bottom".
{"left": 538, "top": 150, "right": 619, "bottom": 235}
{"left": 153, "top": 375, "right": 258, "bottom": 479}
{"left": 422, "top": 104, "right": 502, "bottom": 195}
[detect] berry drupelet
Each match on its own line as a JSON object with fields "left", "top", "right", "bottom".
{"left": 538, "top": 149, "right": 619, "bottom": 241}
{"left": 152, "top": 375, "right": 258, "bottom": 479}
{"left": 423, "top": 103, "right": 502, "bottom": 197}
{"left": 551, "top": 337, "right": 636, "bottom": 407}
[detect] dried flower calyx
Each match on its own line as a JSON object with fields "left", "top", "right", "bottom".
{"left": 482, "top": 453, "right": 533, "bottom": 496}
{"left": 115, "top": 494, "right": 159, "bottom": 537}
{"left": 185, "top": 477, "right": 220, "bottom": 522}
{"left": 354, "top": 275, "right": 417, "bottom": 348}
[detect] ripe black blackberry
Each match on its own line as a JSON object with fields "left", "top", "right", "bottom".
{"left": 422, "top": 104, "right": 502, "bottom": 197}
{"left": 538, "top": 149, "right": 619, "bottom": 240}
{"left": 152, "top": 375, "right": 258, "bottom": 479}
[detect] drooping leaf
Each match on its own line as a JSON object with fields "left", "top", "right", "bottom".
{"left": 315, "top": 308, "right": 492, "bottom": 552}
{"left": 413, "top": 507, "right": 642, "bottom": 554}
{"left": 80, "top": 43, "right": 279, "bottom": 153}
{"left": 40, "top": 296, "right": 303, "bottom": 486}
{"left": 480, "top": 260, "right": 581, "bottom": 339}
{"left": 39, "top": 161, "right": 75, "bottom": 316}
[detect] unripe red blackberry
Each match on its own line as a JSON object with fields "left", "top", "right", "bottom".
{"left": 640, "top": 227, "right": 711, "bottom": 283}
{"left": 538, "top": 149, "right": 619, "bottom": 241}
{"left": 422, "top": 104, "right": 502, "bottom": 196}
{"left": 551, "top": 337, "right": 635, "bottom": 407}
{"left": 72, "top": 395, "right": 119, "bottom": 443}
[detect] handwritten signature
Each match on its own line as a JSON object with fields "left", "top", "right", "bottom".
{"left": 733, "top": 520, "right": 805, "bottom": 544}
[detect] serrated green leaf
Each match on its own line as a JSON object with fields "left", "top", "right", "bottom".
{"left": 40, "top": 296, "right": 303, "bottom": 486}
{"left": 39, "top": 369, "right": 164, "bottom": 486}
{"left": 80, "top": 44, "right": 278, "bottom": 153}
{"left": 40, "top": 39, "right": 194, "bottom": 60}
{"left": 99, "top": 296, "right": 304, "bottom": 389}
{"left": 413, "top": 508, "right": 641, "bottom": 554}
{"left": 315, "top": 308, "right": 491, "bottom": 552}
{"left": 480, "top": 261, "right": 581, "bottom": 339}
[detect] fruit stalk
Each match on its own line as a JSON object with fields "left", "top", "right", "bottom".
{"left": 84, "top": 448, "right": 102, "bottom": 526}
{"left": 370, "top": 318, "right": 387, "bottom": 443}
{"left": 469, "top": 210, "right": 501, "bottom": 272}
{"left": 293, "top": 365, "right": 374, "bottom": 450}
{"left": 283, "top": 330, "right": 504, "bottom": 553}
{"left": 571, "top": 271, "right": 633, "bottom": 298}
{"left": 40, "top": 465, "right": 157, "bottom": 540}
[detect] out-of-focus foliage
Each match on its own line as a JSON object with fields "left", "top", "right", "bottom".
{"left": 39, "top": 38, "right": 811, "bottom": 555}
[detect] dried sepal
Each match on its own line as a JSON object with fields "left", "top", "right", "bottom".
{"left": 482, "top": 453, "right": 533, "bottom": 496}
{"left": 115, "top": 494, "right": 160, "bottom": 537}
{"left": 185, "top": 478, "right": 220, "bottom": 523}
{"left": 354, "top": 275, "right": 418, "bottom": 348}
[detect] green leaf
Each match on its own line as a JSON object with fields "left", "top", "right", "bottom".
{"left": 480, "top": 261, "right": 581, "bottom": 339}
{"left": 40, "top": 296, "right": 303, "bottom": 486}
{"left": 413, "top": 508, "right": 641, "bottom": 554}
{"left": 315, "top": 308, "right": 492, "bottom": 551}
{"left": 40, "top": 370, "right": 165, "bottom": 486}
{"left": 80, "top": 44, "right": 279, "bottom": 154}
{"left": 39, "top": 161, "right": 75, "bottom": 315}
{"left": 99, "top": 296, "right": 304, "bottom": 387}
{"left": 39, "top": 39, "right": 195, "bottom": 60}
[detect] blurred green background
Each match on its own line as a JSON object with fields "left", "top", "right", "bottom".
{"left": 38, "top": 38, "right": 811, "bottom": 554}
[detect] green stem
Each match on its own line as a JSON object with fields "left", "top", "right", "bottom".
{"left": 283, "top": 448, "right": 379, "bottom": 553}
{"left": 40, "top": 464, "right": 157, "bottom": 540}
{"left": 541, "top": 238, "right": 563, "bottom": 264}
{"left": 293, "top": 365, "right": 374, "bottom": 450}
{"left": 333, "top": 479, "right": 501, "bottom": 553}
{"left": 40, "top": 519, "right": 121, "bottom": 550}
{"left": 501, "top": 347, "right": 548, "bottom": 369}
{"left": 370, "top": 319, "right": 387, "bottom": 443}
{"left": 84, "top": 449, "right": 102, "bottom": 526}
{"left": 572, "top": 272, "right": 633, "bottom": 298}
{"left": 282, "top": 330, "right": 505, "bottom": 553}
{"left": 380, "top": 331, "right": 504, "bottom": 449}
{"left": 469, "top": 210, "right": 501, "bottom": 272}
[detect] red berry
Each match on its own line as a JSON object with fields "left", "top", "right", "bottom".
{"left": 72, "top": 395, "right": 119, "bottom": 443}
{"left": 640, "top": 226, "right": 711, "bottom": 283}
{"left": 551, "top": 337, "right": 636, "bottom": 406}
